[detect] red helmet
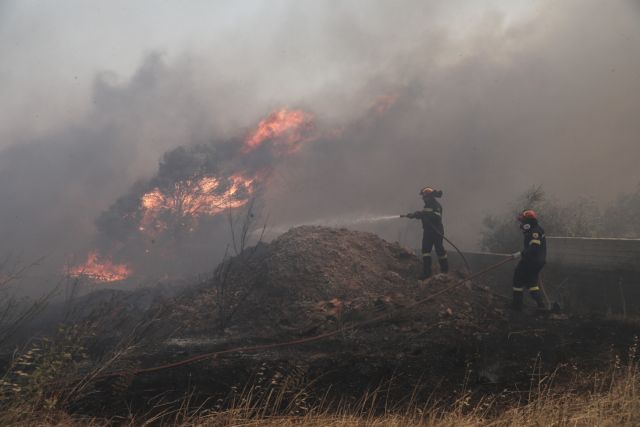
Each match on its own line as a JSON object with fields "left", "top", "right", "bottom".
{"left": 420, "top": 187, "right": 443, "bottom": 198}
{"left": 517, "top": 209, "right": 538, "bottom": 222}
{"left": 420, "top": 186, "right": 435, "bottom": 196}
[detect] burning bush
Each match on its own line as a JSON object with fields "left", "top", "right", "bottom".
{"left": 68, "top": 251, "right": 131, "bottom": 283}
{"left": 74, "top": 108, "right": 317, "bottom": 281}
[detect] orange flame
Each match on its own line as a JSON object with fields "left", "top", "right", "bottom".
{"left": 139, "top": 173, "right": 256, "bottom": 234}
{"left": 243, "top": 109, "right": 313, "bottom": 154}
{"left": 69, "top": 251, "right": 131, "bottom": 282}
{"left": 137, "top": 108, "right": 313, "bottom": 236}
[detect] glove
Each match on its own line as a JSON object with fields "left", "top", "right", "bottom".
{"left": 404, "top": 213, "right": 415, "bottom": 219}
{"left": 511, "top": 251, "right": 522, "bottom": 260}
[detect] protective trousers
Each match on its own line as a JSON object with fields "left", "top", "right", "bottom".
{"left": 421, "top": 230, "right": 448, "bottom": 278}
{"left": 512, "top": 260, "right": 545, "bottom": 311}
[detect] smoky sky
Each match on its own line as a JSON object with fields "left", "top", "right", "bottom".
{"left": 1, "top": 0, "right": 639, "bottom": 289}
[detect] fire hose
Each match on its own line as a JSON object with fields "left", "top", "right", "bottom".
{"left": 55, "top": 255, "right": 515, "bottom": 386}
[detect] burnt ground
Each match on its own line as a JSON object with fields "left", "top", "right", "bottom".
{"left": 56, "top": 227, "right": 640, "bottom": 418}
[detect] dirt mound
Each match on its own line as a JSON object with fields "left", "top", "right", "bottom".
{"left": 170, "top": 226, "right": 503, "bottom": 338}
{"left": 254, "top": 226, "right": 417, "bottom": 298}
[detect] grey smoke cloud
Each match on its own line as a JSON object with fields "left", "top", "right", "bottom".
{"left": 264, "top": 0, "right": 640, "bottom": 247}
{"left": 0, "top": 0, "right": 639, "bottom": 289}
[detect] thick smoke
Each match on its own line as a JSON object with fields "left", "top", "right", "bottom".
{"left": 0, "top": 0, "right": 639, "bottom": 291}
{"left": 263, "top": 0, "right": 640, "bottom": 247}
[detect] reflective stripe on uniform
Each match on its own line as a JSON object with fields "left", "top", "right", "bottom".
{"left": 529, "top": 239, "right": 541, "bottom": 245}
{"left": 529, "top": 286, "right": 540, "bottom": 291}
{"left": 512, "top": 287, "right": 524, "bottom": 292}
{"left": 422, "top": 208, "right": 434, "bottom": 212}
{"left": 439, "top": 254, "right": 448, "bottom": 260}
{"left": 433, "top": 211, "right": 441, "bottom": 216}
{"left": 422, "top": 253, "right": 431, "bottom": 258}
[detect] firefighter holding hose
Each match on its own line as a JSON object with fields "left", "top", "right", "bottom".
{"left": 511, "top": 209, "right": 547, "bottom": 312}
{"left": 402, "top": 186, "right": 449, "bottom": 279}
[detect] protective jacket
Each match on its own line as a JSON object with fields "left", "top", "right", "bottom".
{"left": 410, "top": 198, "right": 444, "bottom": 235}
{"left": 520, "top": 221, "right": 546, "bottom": 265}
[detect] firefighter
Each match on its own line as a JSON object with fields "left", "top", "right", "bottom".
{"left": 404, "top": 187, "right": 449, "bottom": 279}
{"left": 511, "top": 209, "right": 547, "bottom": 311}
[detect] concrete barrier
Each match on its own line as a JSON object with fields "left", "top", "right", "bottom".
{"left": 547, "top": 237, "right": 640, "bottom": 273}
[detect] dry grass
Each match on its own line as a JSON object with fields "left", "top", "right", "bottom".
{"left": 2, "top": 362, "right": 639, "bottom": 427}
{"left": 2, "top": 318, "right": 639, "bottom": 426}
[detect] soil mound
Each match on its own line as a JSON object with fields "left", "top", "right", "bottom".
{"left": 171, "top": 226, "right": 503, "bottom": 338}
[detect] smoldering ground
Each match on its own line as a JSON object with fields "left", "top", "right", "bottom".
{"left": 0, "top": 1, "right": 639, "bottom": 292}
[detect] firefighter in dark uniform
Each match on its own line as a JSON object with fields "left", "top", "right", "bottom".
{"left": 511, "top": 209, "right": 547, "bottom": 311}
{"left": 404, "top": 187, "right": 449, "bottom": 279}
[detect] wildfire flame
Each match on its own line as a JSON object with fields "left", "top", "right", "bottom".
{"left": 137, "top": 108, "right": 314, "bottom": 235}
{"left": 243, "top": 108, "right": 313, "bottom": 154}
{"left": 66, "top": 108, "right": 318, "bottom": 281}
{"left": 69, "top": 251, "right": 131, "bottom": 282}
{"left": 139, "top": 173, "right": 256, "bottom": 234}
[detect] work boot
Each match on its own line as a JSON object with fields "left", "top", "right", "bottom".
{"left": 438, "top": 256, "right": 449, "bottom": 274}
{"left": 421, "top": 254, "right": 432, "bottom": 280}
{"left": 550, "top": 302, "right": 562, "bottom": 314}
{"left": 511, "top": 291, "right": 524, "bottom": 311}
{"left": 530, "top": 290, "right": 546, "bottom": 311}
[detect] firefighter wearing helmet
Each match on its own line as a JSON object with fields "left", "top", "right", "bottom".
{"left": 511, "top": 209, "right": 547, "bottom": 311}
{"left": 403, "top": 186, "right": 449, "bottom": 279}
